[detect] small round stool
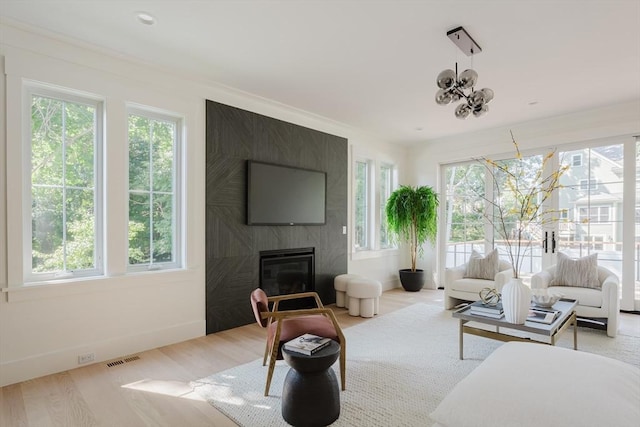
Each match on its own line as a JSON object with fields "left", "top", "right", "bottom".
{"left": 281, "top": 341, "right": 341, "bottom": 427}
{"left": 346, "top": 278, "right": 382, "bottom": 317}
{"left": 333, "top": 274, "right": 362, "bottom": 308}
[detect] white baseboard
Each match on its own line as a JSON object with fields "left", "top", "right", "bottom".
{"left": 0, "top": 320, "right": 205, "bottom": 387}
{"left": 382, "top": 278, "right": 400, "bottom": 292}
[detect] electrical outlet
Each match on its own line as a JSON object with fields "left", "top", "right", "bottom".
{"left": 78, "top": 352, "right": 95, "bottom": 365}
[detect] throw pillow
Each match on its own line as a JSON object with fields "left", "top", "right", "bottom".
{"left": 551, "top": 252, "right": 600, "bottom": 289}
{"left": 464, "top": 249, "right": 499, "bottom": 280}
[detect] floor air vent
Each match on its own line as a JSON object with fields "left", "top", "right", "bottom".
{"left": 106, "top": 355, "right": 141, "bottom": 367}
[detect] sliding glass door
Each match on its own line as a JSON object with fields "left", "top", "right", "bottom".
{"left": 441, "top": 136, "right": 638, "bottom": 310}
{"left": 554, "top": 144, "right": 623, "bottom": 280}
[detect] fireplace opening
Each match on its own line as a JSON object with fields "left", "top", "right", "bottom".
{"left": 260, "top": 247, "right": 315, "bottom": 310}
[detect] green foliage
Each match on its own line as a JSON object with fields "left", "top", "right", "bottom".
{"left": 29, "top": 94, "right": 176, "bottom": 274}
{"left": 354, "top": 161, "right": 368, "bottom": 249}
{"left": 128, "top": 114, "right": 175, "bottom": 266}
{"left": 31, "top": 95, "right": 96, "bottom": 273}
{"left": 444, "top": 163, "right": 485, "bottom": 243}
{"left": 385, "top": 185, "right": 439, "bottom": 271}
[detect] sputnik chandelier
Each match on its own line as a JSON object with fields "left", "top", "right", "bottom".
{"left": 435, "top": 26, "right": 494, "bottom": 119}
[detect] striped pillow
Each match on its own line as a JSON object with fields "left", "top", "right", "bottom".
{"left": 551, "top": 252, "right": 600, "bottom": 289}
{"left": 464, "top": 249, "right": 499, "bottom": 280}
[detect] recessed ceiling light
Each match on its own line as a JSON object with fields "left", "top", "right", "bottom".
{"left": 136, "top": 12, "right": 155, "bottom": 25}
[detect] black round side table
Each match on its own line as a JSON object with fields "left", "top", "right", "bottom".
{"left": 281, "top": 340, "right": 341, "bottom": 427}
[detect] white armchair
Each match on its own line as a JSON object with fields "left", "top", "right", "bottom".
{"left": 531, "top": 264, "right": 619, "bottom": 337}
{"left": 444, "top": 259, "right": 513, "bottom": 310}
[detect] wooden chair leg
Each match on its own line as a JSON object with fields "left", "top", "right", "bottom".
{"left": 264, "top": 325, "right": 282, "bottom": 396}
{"left": 264, "top": 348, "right": 277, "bottom": 396}
{"left": 262, "top": 339, "right": 270, "bottom": 366}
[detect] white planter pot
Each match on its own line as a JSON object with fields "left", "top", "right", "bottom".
{"left": 501, "top": 278, "right": 531, "bottom": 324}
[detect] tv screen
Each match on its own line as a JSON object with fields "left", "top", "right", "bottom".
{"left": 247, "top": 160, "right": 326, "bottom": 225}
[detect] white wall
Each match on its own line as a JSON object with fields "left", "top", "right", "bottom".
{"left": 409, "top": 101, "right": 640, "bottom": 288}
{"left": 0, "top": 23, "right": 406, "bottom": 386}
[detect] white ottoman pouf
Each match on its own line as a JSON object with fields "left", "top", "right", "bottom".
{"left": 334, "top": 274, "right": 362, "bottom": 308}
{"left": 347, "top": 278, "right": 382, "bottom": 318}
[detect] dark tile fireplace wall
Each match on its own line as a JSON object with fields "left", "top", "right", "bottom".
{"left": 205, "top": 100, "right": 348, "bottom": 334}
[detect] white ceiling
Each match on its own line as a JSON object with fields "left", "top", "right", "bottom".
{"left": 1, "top": 0, "right": 639, "bottom": 144}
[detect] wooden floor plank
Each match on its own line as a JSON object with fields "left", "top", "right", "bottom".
{"left": 0, "top": 384, "right": 28, "bottom": 427}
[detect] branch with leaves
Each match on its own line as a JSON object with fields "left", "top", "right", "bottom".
{"left": 475, "top": 131, "right": 568, "bottom": 278}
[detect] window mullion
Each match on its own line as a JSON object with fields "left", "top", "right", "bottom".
{"left": 148, "top": 121, "right": 154, "bottom": 267}
{"left": 61, "top": 101, "right": 68, "bottom": 272}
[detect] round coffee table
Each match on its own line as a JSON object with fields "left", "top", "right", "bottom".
{"left": 281, "top": 340, "right": 341, "bottom": 426}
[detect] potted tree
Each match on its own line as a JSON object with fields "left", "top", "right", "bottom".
{"left": 385, "top": 185, "right": 439, "bottom": 291}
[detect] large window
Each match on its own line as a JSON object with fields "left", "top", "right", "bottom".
{"left": 128, "top": 110, "right": 181, "bottom": 270}
{"left": 443, "top": 139, "right": 638, "bottom": 310}
{"left": 28, "top": 89, "right": 103, "bottom": 281}
{"left": 354, "top": 159, "right": 370, "bottom": 251}
{"left": 353, "top": 157, "right": 397, "bottom": 254}
{"left": 379, "top": 163, "right": 394, "bottom": 249}
{"left": 443, "top": 163, "right": 487, "bottom": 266}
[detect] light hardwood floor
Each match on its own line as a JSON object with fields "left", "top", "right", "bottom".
{"left": 2, "top": 288, "right": 638, "bottom": 427}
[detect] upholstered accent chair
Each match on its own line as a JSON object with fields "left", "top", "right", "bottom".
{"left": 531, "top": 253, "right": 619, "bottom": 337}
{"left": 444, "top": 250, "right": 513, "bottom": 309}
{"left": 250, "top": 288, "right": 346, "bottom": 396}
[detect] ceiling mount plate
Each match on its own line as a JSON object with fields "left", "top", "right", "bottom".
{"left": 447, "top": 26, "right": 482, "bottom": 56}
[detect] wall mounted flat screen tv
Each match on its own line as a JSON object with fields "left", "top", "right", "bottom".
{"left": 247, "top": 160, "right": 326, "bottom": 225}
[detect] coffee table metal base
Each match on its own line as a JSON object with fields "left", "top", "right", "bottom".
{"left": 456, "top": 309, "right": 577, "bottom": 360}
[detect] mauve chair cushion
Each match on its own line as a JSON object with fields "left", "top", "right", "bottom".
{"left": 268, "top": 315, "right": 339, "bottom": 359}
{"left": 251, "top": 288, "right": 269, "bottom": 328}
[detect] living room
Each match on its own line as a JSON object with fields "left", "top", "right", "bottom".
{"left": 1, "top": 1, "right": 639, "bottom": 426}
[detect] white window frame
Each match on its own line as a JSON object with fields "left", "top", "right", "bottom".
{"left": 578, "top": 205, "right": 610, "bottom": 223}
{"left": 572, "top": 153, "right": 582, "bottom": 167}
{"left": 352, "top": 153, "right": 398, "bottom": 257}
{"left": 579, "top": 179, "right": 598, "bottom": 191}
{"left": 24, "top": 84, "right": 104, "bottom": 283}
{"left": 126, "top": 106, "right": 183, "bottom": 272}
{"left": 379, "top": 162, "right": 396, "bottom": 249}
{"left": 354, "top": 158, "right": 372, "bottom": 251}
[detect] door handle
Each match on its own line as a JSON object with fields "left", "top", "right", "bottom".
{"left": 552, "top": 231, "right": 556, "bottom": 253}
{"left": 543, "top": 231, "right": 548, "bottom": 253}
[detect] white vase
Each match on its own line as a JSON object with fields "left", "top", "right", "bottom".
{"left": 501, "top": 278, "right": 531, "bottom": 324}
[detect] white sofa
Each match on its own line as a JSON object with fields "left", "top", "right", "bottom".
{"left": 531, "top": 264, "right": 619, "bottom": 337}
{"left": 431, "top": 342, "right": 640, "bottom": 427}
{"left": 444, "top": 259, "right": 513, "bottom": 309}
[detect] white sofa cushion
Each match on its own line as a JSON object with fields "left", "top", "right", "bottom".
{"left": 547, "top": 285, "right": 602, "bottom": 308}
{"left": 463, "top": 249, "right": 498, "bottom": 280}
{"left": 450, "top": 278, "right": 502, "bottom": 294}
{"left": 551, "top": 252, "right": 600, "bottom": 289}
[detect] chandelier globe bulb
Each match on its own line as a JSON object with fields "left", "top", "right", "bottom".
{"left": 457, "top": 69, "right": 478, "bottom": 89}
{"left": 437, "top": 69, "right": 456, "bottom": 89}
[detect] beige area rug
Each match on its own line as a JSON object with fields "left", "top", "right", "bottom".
{"left": 191, "top": 303, "right": 640, "bottom": 426}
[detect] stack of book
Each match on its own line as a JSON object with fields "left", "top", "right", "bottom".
{"left": 283, "top": 333, "right": 332, "bottom": 355}
{"left": 527, "top": 308, "right": 561, "bottom": 324}
{"left": 468, "top": 300, "right": 504, "bottom": 319}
